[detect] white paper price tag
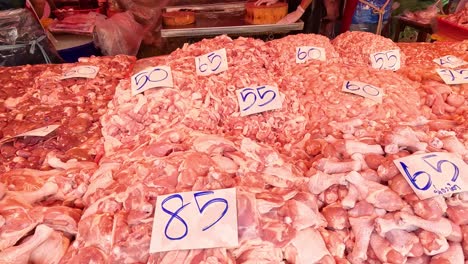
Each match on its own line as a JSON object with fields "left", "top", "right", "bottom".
{"left": 61, "top": 66, "right": 99, "bottom": 79}
{"left": 17, "top": 125, "right": 60, "bottom": 137}
{"left": 342, "top": 81, "right": 383, "bottom": 103}
{"left": 236, "top": 85, "right": 283, "bottom": 116}
{"left": 370, "top": 50, "right": 401, "bottom": 71}
{"left": 394, "top": 152, "right": 468, "bottom": 200}
{"left": 436, "top": 68, "right": 468, "bottom": 85}
{"left": 131, "top": 66, "right": 174, "bottom": 96}
{"left": 150, "top": 188, "right": 238, "bottom": 253}
{"left": 195, "top": 48, "right": 228, "bottom": 76}
{"left": 433, "top": 55, "right": 467, "bottom": 69}
{"left": 296, "top": 46, "right": 326, "bottom": 64}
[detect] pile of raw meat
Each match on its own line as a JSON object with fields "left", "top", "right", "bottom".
{"left": 0, "top": 32, "right": 467, "bottom": 263}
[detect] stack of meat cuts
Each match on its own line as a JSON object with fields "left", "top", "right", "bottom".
{"left": 0, "top": 31, "right": 467, "bottom": 263}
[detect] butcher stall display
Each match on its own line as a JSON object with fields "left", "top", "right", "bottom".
{"left": 0, "top": 32, "right": 467, "bottom": 263}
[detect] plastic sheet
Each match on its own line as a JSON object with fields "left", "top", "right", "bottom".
{"left": 93, "top": 11, "right": 144, "bottom": 56}
{"left": 0, "top": 8, "right": 62, "bottom": 66}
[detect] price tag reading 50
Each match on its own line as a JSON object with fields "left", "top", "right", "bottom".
{"left": 61, "top": 66, "right": 99, "bottom": 79}
{"left": 436, "top": 68, "right": 468, "bottom": 85}
{"left": 296, "top": 46, "right": 326, "bottom": 64}
{"left": 131, "top": 66, "right": 174, "bottom": 96}
{"left": 370, "top": 50, "right": 401, "bottom": 71}
{"left": 236, "top": 85, "right": 283, "bottom": 116}
{"left": 342, "top": 81, "right": 384, "bottom": 103}
{"left": 150, "top": 188, "right": 238, "bottom": 253}
{"left": 196, "top": 48, "right": 229, "bottom": 76}
{"left": 394, "top": 152, "right": 467, "bottom": 200}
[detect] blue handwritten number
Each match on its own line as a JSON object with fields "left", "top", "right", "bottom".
{"left": 345, "top": 81, "right": 360, "bottom": 91}
{"left": 161, "top": 194, "right": 190, "bottom": 240}
{"left": 374, "top": 51, "right": 397, "bottom": 69}
{"left": 134, "top": 72, "right": 149, "bottom": 91}
{"left": 256, "top": 86, "right": 276, "bottom": 107}
{"left": 421, "top": 154, "right": 459, "bottom": 182}
{"left": 198, "top": 57, "right": 208, "bottom": 73}
{"left": 208, "top": 53, "right": 222, "bottom": 71}
{"left": 297, "top": 47, "right": 307, "bottom": 60}
{"left": 362, "top": 85, "right": 380, "bottom": 96}
{"left": 373, "top": 53, "right": 385, "bottom": 69}
{"left": 400, "top": 162, "right": 432, "bottom": 191}
{"left": 240, "top": 88, "right": 257, "bottom": 111}
{"left": 440, "top": 69, "right": 456, "bottom": 82}
{"left": 135, "top": 68, "right": 169, "bottom": 91}
{"left": 194, "top": 191, "right": 228, "bottom": 231}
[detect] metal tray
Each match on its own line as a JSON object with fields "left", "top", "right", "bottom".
{"left": 161, "top": 2, "right": 304, "bottom": 38}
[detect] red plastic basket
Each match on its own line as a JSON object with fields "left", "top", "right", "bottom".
{"left": 434, "top": 16, "right": 468, "bottom": 41}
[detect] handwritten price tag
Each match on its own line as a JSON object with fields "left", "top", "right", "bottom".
{"left": 195, "top": 48, "right": 229, "bottom": 76}
{"left": 296, "top": 46, "right": 326, "bottom": 64}
{"left": 150, "top": 188, "right": 238, "bottom": 253}
{"left": 342, "top": 81, "right": 383, "bottom": 103}
{"left": 236, "top": 85, "right": 283, "bottom": 116}
{"left": 394, "top": 152, "right": 467, "bottom": 200}
{"left": 61, "top": 66, "right": 99, "bottom": 79}
{"left": 433, "top": 55, "right": 467, "bottom": 69}
{"left": 131, "top": 66, "right": 174, "bottom": 96}
{"left": 17, "top": 125, "right": 60, "bottom": 137}
{"left": 370, "top": 50, "right": 401, "bottom": 71}
{"left": 436, "top": 69, "right": 468, "bottom": 85}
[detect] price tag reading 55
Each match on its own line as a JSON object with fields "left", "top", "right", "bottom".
{"left": 296, "top": 46, "right": 326, "bottom": 64}
{"left": 236, "top": 85, "right": 283, "bottom": 116}
{"left": 150, "top": 188, "right": 238, "bottom": 253}
{"left": 196, "top": 48, "right": 229, "bottom": 76}
{"left": 131, "top": 66, "right": 174, "bottom": 96}
{"left": 393, "top": 152, "right": 467, "bottom": 200}
{"left": 370, "top": 50, "right": 401, "bottom": 71}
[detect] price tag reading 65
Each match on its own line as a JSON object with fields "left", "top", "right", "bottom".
{"left": 370, "top": 50, "right": 401, "bottom": 71}
{"left": 394, "top": 152, "right": 467, "bottom": 200}
{"left": 150, "top": 188, "right": 238, "bottom": 253}
{"left": 236, "top": 85, "right": 283, "bottom": 116}
{"left": 131, "top": 66, "right": 174, "bottom": 96}
{"left": 195, "top": 48, "right": 229, "bottom": 76}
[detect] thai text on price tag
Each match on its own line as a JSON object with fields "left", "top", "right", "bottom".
{"left": 296, "top": 46, "right": 326, "bottom": 64}
{"left": 436, "top": 68, "right": 468, "bottom": 85}
{"left": 236, "top": 85, "right": 283, "bottom": 116}
{"left": 393, "top": 152, "right": 468, "bottom": 200}
{"left": 342, "top": 81, "right": 384, "bottom": 103}
{"left": 131, "top": 66, "right": 174, "bottom": 96}
{"left": 195, "top": 48, "right": 229, "bottom": 76}
{"left": 61, "top": 66, "right": 99, "bottom": 79}
{"left": 433, "top": 55, "right": 467, "bottom": 69}
{"left": 370, "top": 49, "right": 401, "bottom": 71}
{"left": 150, "top": 188, "right": 238, "bottom": 253}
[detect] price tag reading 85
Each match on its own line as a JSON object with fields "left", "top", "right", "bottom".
{"left": 436, "top": 68, "right": 468, "bottom": 85}
{"left": 150, "top": 188, "right": 238, "bottom": 253}
{"left": 131, "top": 66, "right": 174, "bottom": 96}
{"left": 393, "top": 152, "right": 467, "bottom": 200}
{"left": 61, "top": 66, "right": 99, "bottom": 79}
{"left": 195, "top": 48, "right": 229, "bottom": 76}
{"left": 433, "top": 55, "right": 467, "bottom": 69}
{"left": 236, "top": 85, "right": 283, "bottom": 116}
{"left": 342, "top": 81, "right": 383, "bottom": 103}
{"left": 370, "top": 50, "right": 401, "bottom": 71}
{"left": 296, "top": 46, "right": 326, "bottom": 64}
